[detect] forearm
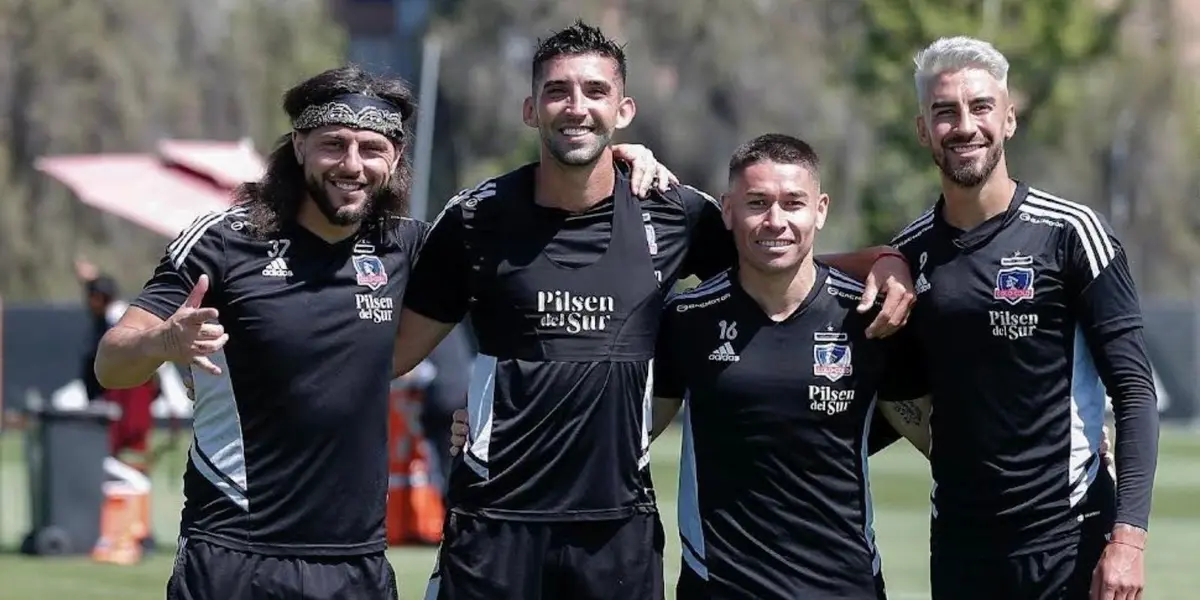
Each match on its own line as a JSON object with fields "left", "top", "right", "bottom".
{"left": 393, "top": 309, "right": 456, "bottom": 378}
{"left": 651, "top": 396, "right": 683, "bottom": 441}
{"left": 1098, "top": 327, "right": 1159, "bottom": 532}
{"left": 878, "top": 397, "right": 932, "bottom": 458}
{"left": 95, "top": 325, "right": 170, "bottom": 390}
{"left": 818, "top": 246, "right": 896, "bottom": 281}
{"left": 1111, "top": 382, "right": 1159, "bottom": 532}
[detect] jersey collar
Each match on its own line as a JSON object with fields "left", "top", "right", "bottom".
{"left": 934, "top": 180, "right": 1029, "bottom": 252}
{"left": 728, "top": 261, "right": 830, "bottom": 324}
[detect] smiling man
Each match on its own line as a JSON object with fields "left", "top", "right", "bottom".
{"left": 95, "top": 66, "right": 424, "bottom": 600}
{"left": 651, "top": 134, "right": 929, "bottom": 600}
{"left": 889, "top": 36, "right": 1159, "bottom": 600}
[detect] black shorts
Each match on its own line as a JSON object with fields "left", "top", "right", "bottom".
{"left": 426, "top": 512, "right": 665, "bottom": 600}
{"left": 167, "top": 537, "right": 398, "bottom": 600}
{"left": 675, "top": 562, "right": 887, "bottom": 600}
{"left": 930, "top": 532, "right": 1107, "bottom": 600}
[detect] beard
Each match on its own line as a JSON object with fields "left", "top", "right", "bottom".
{"left": 933, "top": 138, "right": 1004, "bottom": 188}
{"left": 304, "top": 173, "right": 380, "bottom": 226}
{"left": 543, "top": 126, "right": 613, "bottom": 167}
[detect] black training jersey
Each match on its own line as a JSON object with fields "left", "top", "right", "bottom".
{"left": 657, "top": 264, "right": 925, "bottom": 600}
{"left": 891, "top": 181, "right": 1154, "bottom": 555}
{"left": 403, "top": 161, "right": 734, "bottom": 521}
{"left": 132, "top": 207, "right": 428, "bottom": 556}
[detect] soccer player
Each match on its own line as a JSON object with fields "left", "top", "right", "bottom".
{"left": 394, "top": 21, "right": 915, "bottom": 600}
{"left": 445, "top": 134, "right": 933, "bottom": 598}
{"left": 889, "top": 37, "right": 1158, "bottom": 600}
{"left": 94, "top": 66, "right": 424, "bottom": 600}
{"left": 95, "top": 61, "right": 676, "bottom": 599}
{"left": 652, "top": 134, "right": 929, "bottom": 599}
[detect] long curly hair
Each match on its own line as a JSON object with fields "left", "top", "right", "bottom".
{"left": 236, "top": 65, "right": 417, "bottom": 238}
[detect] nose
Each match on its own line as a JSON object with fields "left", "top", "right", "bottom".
{"left": 339, "top": 143, "right": 364, "bottom": 174}
{"left": 763, "top": 204, "right": 787, "bottom": 230}
{"left": 954, "top": 109, "right": 979, "bottom": 136}
{"left": 563, "top": 87, "right": 588, "bottom": 116}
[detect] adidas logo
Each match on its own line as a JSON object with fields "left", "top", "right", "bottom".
{"left": 915, "top": 273, "right": 931, "bottom": 295}
{"left": 262, "top": 257, "right": 292, "bottom": 277}
{"left": 708, "top": 341, "right": 739, "bottom": 362}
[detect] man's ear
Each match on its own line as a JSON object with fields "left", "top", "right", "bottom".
{"left": 522, "top": 96, "right": 537, "bottom": 129}
{"left": 292, "top": 131, "right": 305, "bottom": 163}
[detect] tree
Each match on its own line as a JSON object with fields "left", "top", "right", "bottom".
{"left": 850, "top": 0, "right": 1135, "bottom": 243}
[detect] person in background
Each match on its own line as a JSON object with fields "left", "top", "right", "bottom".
{"left": 76, "top": 258, "right": 158, "bottom": 465}
{"left": 419, "top": 322, "right": 476, "bottom": 490}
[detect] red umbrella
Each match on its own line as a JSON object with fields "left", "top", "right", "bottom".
{"left": 35, "top": 139, "right": 265, "bottom": 238}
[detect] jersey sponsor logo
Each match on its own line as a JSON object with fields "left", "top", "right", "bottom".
{"left": 813, "top": 331, "right": 853, "bottom": 382}
{"left": 261, "top": 257, "right": 293, "bottom": 277}
{"left": 675, "top": 292, "right": 730, "bottom": 312}
{"left": 353, "top": 255, "right": 388, "bottom": 290}
{"left": 809, "top": 385, "right": 854, "bottom": 415}
{"left": 1019, "top": 211, "right": 1064, "bottom": 229}
{"left": 356, "top": 294, "right": 394, "bottom": 323}
{"left": 826, "top": 286, "right": 860, "bottom": 301}
{"left": 993, "top": 255, "right": 1035, "bottom": 305}
{"left": 708, "top": 341, "right": 740, "bottom": 362}
{"left": 915, "top": 273, "right": 931, "bottom": 295}
{"left": 989, "top": 310, "right": 1039, "bottom": 340}
{"left": 915, "top": 251, "right": 931, "bottom": 295}
{"left": 536, "top": 290, "right": 614, "bottom": 333}
{"left": 263, "top": 239, "right": 294, "bottom": 277}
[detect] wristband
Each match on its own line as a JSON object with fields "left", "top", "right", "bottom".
{"left": 1109, "top": 539, "right": 1145, "bottom": 551}
{"left": 874, "top": 248, "right": 908, "bottom": 264}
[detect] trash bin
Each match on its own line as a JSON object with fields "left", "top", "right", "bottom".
{"left": 19, "top": 401, "right": 117, "bottom": 556}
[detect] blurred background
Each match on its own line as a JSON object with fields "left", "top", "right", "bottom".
{"left": 0, "top": 0, "right": 1198, "bottom": 598}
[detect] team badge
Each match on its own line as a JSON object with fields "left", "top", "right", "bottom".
{"left": 813, "top": 330, "right": 853, "bottom": 382}
{"left": 353, "top": 255, "right": 388, "bottom": 290}
{"left": 993, "top": 255, "right": 1035, "bottom": 305}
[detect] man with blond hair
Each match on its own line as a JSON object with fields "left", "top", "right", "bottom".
{"left": 887, "top": 36, "right": 1159, "bottom": 600}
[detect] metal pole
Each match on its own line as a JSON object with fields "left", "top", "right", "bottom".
{"left": 410, "top": 35, "right": 442, "bottom": 223}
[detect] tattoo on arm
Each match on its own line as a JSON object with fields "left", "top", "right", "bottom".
{"left": 893, "top": 400, "right": 924, "bottom": 426}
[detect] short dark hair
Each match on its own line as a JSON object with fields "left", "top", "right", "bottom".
{"left": 728, "top": 134, "right": 821, "bottom": 183}
{"left": 531, "top": 19, "right": 627, "bottom": 90}
{"left": 237, "top": 65, "right": 417, "bottom": 237}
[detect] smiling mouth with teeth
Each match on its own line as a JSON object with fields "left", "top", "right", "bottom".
{"left": 331, "top": 181, "right": 365, "bottom": 191}
{"left": 757, "top": 240, "right": 794, "bottom": 247}
{"left": 559, "top": 127, "right": 594, "bottom": 136}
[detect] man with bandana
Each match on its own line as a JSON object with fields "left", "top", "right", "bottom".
{"left": 94, "top": 64, "right": 677, "bottom": 600}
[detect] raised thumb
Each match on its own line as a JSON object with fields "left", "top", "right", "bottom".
{"left": 184, "top": 274, "right": 209, "bottom": 309}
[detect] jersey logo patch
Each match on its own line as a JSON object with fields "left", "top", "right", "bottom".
{"left": 993, "top": 255, "right": 1035, "bottom": 305}
{"left": 262, "top": 257, "right": 292, "bottom": 277}
{"left": 708, "top": 341, "right": 739, "bottom": 362}
{"left": 813, "top": 331, "right": 852, "bottom": 382}
{"left": 353, "top": 255, "right": 388, "bottom": 290}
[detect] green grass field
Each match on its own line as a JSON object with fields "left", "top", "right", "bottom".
{"left": 2, "top": 425, "right": 1199, "bottom": 599}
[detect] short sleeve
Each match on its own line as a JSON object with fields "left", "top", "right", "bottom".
{"left": 653, "top": 308, "right": 687, "bottom": 399}
{"left": 875, "top": 327, "right": 930, "bottom": 402}
{"left": 678, "top": 185, "right": 736, "bottom": 281}
{"left": 402, "top": 201, "right": 472, "bottom": 324}
{"left": 130, "top": 213, "right": 228, "bottom": 320}
{"left": 1064, "top": 217, "right": 1143, "bottom": 338}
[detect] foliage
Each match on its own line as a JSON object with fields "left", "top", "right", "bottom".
{"left": 0, "top": 0, "right": 345, "bottom": 300}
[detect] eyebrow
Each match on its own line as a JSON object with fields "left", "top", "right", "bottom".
{"left": 745, "top": 189, "right": 809, "bottom": 197}
{"left": 542, "top": 78, "right": 612, "bottom": 90}
{"left": 931, "top": 96, "right": 996, "bottom": 111}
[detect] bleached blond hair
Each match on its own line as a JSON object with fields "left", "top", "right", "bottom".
{"left": 913, "top": 36, "right": 1010, "bottom": 111}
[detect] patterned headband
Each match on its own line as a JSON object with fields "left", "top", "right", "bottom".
{"left": 292, "top": 93, "right": 406, "bottom": 140}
